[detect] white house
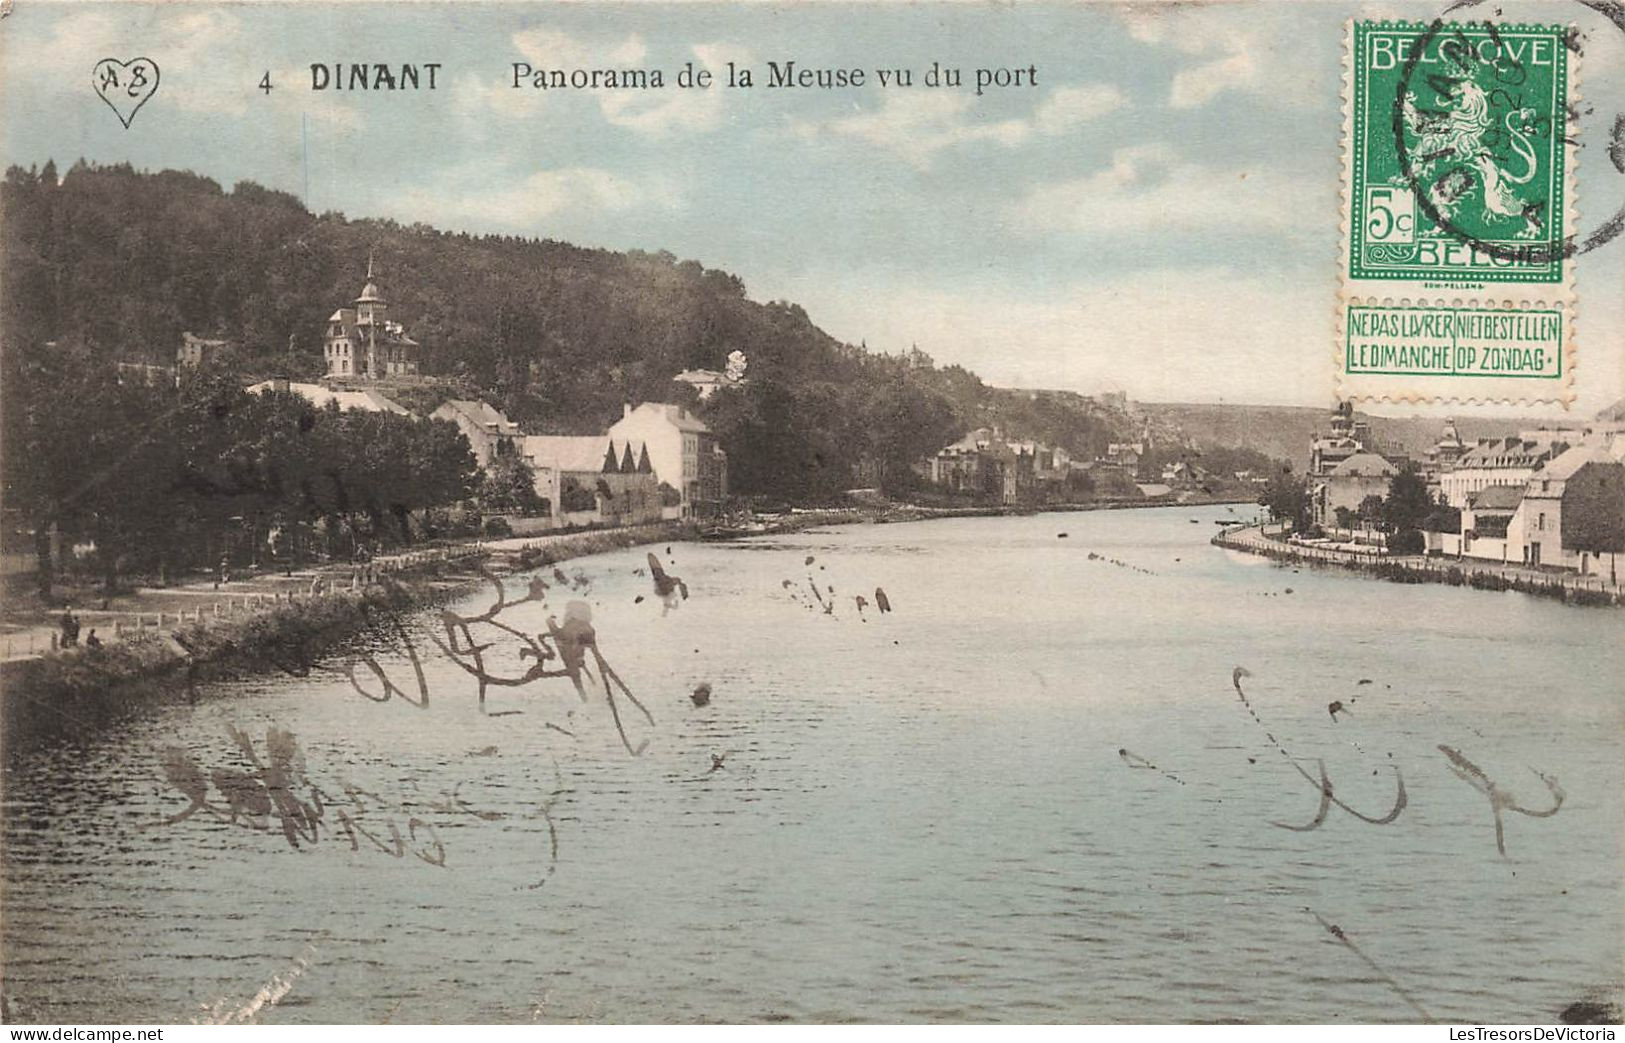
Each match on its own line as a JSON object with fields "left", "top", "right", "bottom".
{"left": 606, "top": 403, "right": 727, "bottom": 517}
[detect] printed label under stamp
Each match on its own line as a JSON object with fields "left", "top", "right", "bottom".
{"left": 1339, "top": 19, "right": 1577, "bottom": 404}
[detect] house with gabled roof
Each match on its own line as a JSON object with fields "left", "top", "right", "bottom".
{"left": 607, "top": 403, "right": 727, "bottom": 517}
{"left": 430, "top": 399, "right": 521, "bottom": 469}
{"left": 522, "top": 434, "right": 660, "bottom": 526}
{"left": 1510, "top": 444, "right": 1625, "bottom": 576}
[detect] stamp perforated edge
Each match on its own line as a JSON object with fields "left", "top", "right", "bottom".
{"left": 1335, "top": 18, "right": 1581, "bottom": 407}
{"left": 1336, "top": 295, "right": 1576, "bottom": 405}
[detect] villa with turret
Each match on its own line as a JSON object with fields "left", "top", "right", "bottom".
{"left": 323, "top": 256, "right": 420, "bottom": 380}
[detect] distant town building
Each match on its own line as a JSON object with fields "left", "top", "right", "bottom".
{"left": 928, "top": 428, "right": 1055, "bottom": 505}
{"left": 116, "top": 361, "right": 177, "bottom": 387}
{"left": 323, "top": 255, "right": 420, "bottom": 380}
{"left": 177, "top": 332, "right": 230, "bottom": 368}
{"left": 1309, "top": 401, "right": 1375, "bottom": 477}
{"left": 245, "top": 379, "right": 409, "bottom": 414}
{"left": 1439, "top": 436, "right": 1568, "bottom": 509}
{"left": 673, "top": 351, "right": 749, "bottom": 401}
{"left": 1104, "top": 442, "right": 1144, "bottom": 470}
{"left": 431, "top": 399, "right": 521, "bottom": 469}
{"left": 1079, "top": 461, "right": 1141, "bottom": 498}
{"left": 1161, "top": 460, "right": 1208, "bottom": 488}
{"left": 607, "top": 403, "right": 727, "bottom": 517}
{"left": 1311, "top": 451, "right": 1396, "bottom": 529}
{"left": 1430, "top": 418, "right": 1467, "bottom": 472}
{"left": 931, "top": 428, "right": 1002, "bottom": 499}
{"left": 1019, "top": 388, "right": 1086, "bottom": 406}
{"left": 673, "top": 370, "right": 732, "bottom": 401}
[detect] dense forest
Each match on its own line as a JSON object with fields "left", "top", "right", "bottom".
{"left": 1, "top": 160, "right": 1136, "bottom": 503}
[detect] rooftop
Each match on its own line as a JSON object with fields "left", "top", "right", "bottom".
{"left": 1531, "top": 444, "right": 1619, "bottom": 485}
{"left": 1467, "top": 484, "right": 1525, "bottom": 512}
{"left": 245, "top": 380, "right": 409, "bottom": 415}
{"left": 1457, "top": 436, "right": 1566, "bottom": 467}
{"left": 436, "top": 399, "right": 520, "bottom": 434}
{"left": 619, "top": 402, "right": 712, "bottom": 434}
{"left": 524, "top": 435, "right": 612, "bottom": 474}
{"left": 1330, "top": 452, "right": 1397, "bottom": 478}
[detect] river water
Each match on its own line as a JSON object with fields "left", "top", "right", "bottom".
{"left": 3, "top": 506, "right": 1622, "bottom": 1024}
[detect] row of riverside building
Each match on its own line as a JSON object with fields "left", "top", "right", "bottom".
{"left": 1307, "top": 401, "right": 1625, "bottom": 580}
{"left": 923, "top": 414, "right": 1235, "bottom": 506}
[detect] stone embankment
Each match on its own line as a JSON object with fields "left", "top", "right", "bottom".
{"left": 1213, "top": 524, "right": 1622, "bottom": 606}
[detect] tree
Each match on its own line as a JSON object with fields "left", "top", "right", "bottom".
{"left": 1259, "top": 471, "right": 1310, "bottom": 532}
{"left": 1563, "top": 462, "right": 1625, "bottom": 558}
{"left": 477, "top": 455, "right": 542, "bottom": 515}
{"left": 1381, "top": 463, "right": 1432, "bottom": 534}
{"left": 1422, "top": 495, "right": 1462, "bottom": 534}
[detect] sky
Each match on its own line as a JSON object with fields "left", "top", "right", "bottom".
{"left": 2, "top": 0, "right": 1623, "bottom": 416}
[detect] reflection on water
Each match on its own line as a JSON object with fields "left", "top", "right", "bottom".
{"left": 4, "top": 507, "right": 1622, "bottom": 1023}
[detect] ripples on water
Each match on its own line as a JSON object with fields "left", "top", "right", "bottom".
{"left": 4, "top": 507, "right": 1622, "bottom": 1023}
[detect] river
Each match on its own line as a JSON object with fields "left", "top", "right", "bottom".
{"left": 3, "top": 505, "right": 1621, "bottom": 1024}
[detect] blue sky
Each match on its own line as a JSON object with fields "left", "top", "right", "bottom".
{"left": 3, "top": 0, "right": 1622, "bottom": 414}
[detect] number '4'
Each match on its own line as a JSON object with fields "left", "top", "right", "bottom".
{"left": 259, "top": 71, "right": 274, "bottom": 95}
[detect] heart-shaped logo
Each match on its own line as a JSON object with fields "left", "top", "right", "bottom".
{"left": 93, "top": 57, "right": 160, "bottom": 129}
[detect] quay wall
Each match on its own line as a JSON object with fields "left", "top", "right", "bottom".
{"left": 1213, "top": 525, "right": 1623, "bottom": 607}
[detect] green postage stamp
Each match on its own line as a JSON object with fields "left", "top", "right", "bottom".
{"left": 1339, "top": 20, "right": 1576, "bottom": 404}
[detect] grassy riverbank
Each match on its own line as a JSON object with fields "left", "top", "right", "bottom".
{"left": 0, "top": 562, "right": 476, "bottom": 745}
{"left": 1, "top": 520, "right": 710, "bottom": 745}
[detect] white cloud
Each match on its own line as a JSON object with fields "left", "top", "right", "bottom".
{"left": 1006, "top": 143, "right": 1323, "bottom": 238}
{"left": 396, "top": 166, "right": 682, "bottom": 232}
{"left": 792, "top": 93, "right": 1026, "bottom": 169}
{"left": 452, "top": 70, "right": 540, "bottom": 123}
{"left": 1169, "top": 50, "right": 1257, "bottom": 110}
{"left": 1119, "top": 5, "right": 1322, "bottom": 111}
{"left": 1034, "top": 84, "right": 1129, "bottom": 134}
{"left": 792, "top": 81, "right": 1123, "bottom": 170}
{"left": 513, "top": 27, "right": 648, "bottom": 70}
{"left": 598, "top": 41, "right": 752, "bottom": 138}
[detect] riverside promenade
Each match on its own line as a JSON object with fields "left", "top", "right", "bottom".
{"left": 1214, "top": 524, "right": 1624, "bottom": 605}
{"left": 0, "top": 518, "right": 700, "bottom": 664}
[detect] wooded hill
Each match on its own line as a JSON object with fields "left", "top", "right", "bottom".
{"left": 2, "top": 160, "right": 1140, "bottom": 501}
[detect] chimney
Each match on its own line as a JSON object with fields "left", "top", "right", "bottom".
{"left": 623, "top": 402, "right": 633, "bottom": 419}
